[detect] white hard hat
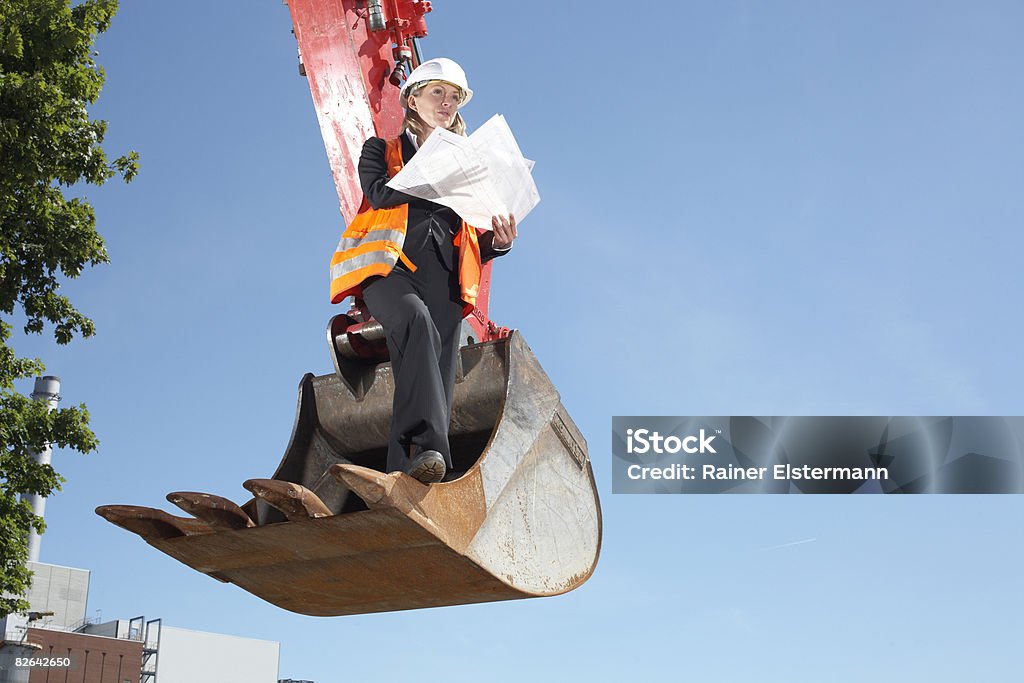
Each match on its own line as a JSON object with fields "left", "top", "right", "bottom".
{"left": 401, "top": 57, "right": 473, "bottom": 106}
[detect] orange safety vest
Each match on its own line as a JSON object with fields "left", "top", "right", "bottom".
{"left": 329, "top": 137, "right": 482, "bottom": 313}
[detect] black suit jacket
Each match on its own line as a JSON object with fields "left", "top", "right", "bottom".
{"left": 357, "top": 134, "right": 510, "bottom": 271}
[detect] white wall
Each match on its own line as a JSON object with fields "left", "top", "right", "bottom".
{"left": 155, "top": 626, "right": 279, "bottom": 683}
{"left": 23, "top": 562, "right": 90, "bottom": 630}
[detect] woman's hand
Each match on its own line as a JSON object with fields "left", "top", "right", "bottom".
{"left": 491, "top": 214, "right": 517, "bottom": 249}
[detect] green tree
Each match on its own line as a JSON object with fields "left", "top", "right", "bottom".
{"left": 0, "top": 0, "right": 136, "bottom": 617}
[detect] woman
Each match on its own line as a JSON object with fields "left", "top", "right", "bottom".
{"left": 329, "top": 58, "right": 516, "bottom": 483}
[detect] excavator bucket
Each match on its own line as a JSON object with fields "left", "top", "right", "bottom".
{"left": 97, "top": 332, "right": 601, "bottom": 616}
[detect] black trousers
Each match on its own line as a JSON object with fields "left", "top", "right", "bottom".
{"left": 360, "top": 242, "right": 465, "bottom": 473}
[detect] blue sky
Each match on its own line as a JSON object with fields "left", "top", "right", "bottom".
{"left": 11, "top": 1, "right": 1024, "bottom": 680}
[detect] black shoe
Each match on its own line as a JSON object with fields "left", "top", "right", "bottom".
{"left": 406, "top": 450, "right": 446, "bottom": 484}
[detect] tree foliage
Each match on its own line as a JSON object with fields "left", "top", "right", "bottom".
{"left": 0, "top": 0, "right": 135, "bottom": 617}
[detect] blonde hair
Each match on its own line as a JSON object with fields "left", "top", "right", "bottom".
{"left": 401, "top": 80, "right": 467, "bottom": 144}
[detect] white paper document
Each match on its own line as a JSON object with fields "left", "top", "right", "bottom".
{"left": 385, "top": 114, "right": 540, "bottom": 229}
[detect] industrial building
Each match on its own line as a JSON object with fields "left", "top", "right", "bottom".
{"left": 0, "top": 562, "right": 283, "bottom": 683}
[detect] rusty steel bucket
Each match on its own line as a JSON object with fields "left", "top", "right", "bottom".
{"left": 97, "top": 332, "right": 601, "bottom": 616}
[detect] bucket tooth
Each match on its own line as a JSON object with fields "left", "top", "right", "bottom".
{"left": 166, "top": 491, "right": 255, "bottom": 530}
{"left": 95, "top": 505, "right": 214, "bottom": 541}
{"left": 329, "top": 463, "right": 403, "bottom": 509}
{"left": 242, "top": 478, "right": 332, "bottom": 521}
{"left": 329, "top": 464, "right": 462, "bottom": 548}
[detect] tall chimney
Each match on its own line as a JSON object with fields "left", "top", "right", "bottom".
{"left": 25, "top": 375, "right": 61, "bottom": 563}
